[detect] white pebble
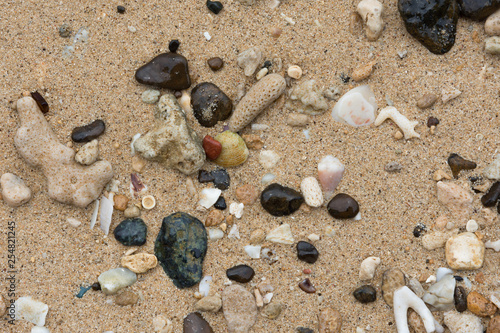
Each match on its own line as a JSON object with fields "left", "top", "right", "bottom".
{"left": 203, "top": 31, "right": 211, "bottom": 41}
{"left": 441, "top": 86, "right": 462, "bottom": 103}
{"left": 300, "top": 177, "right": 324, "bottom": 207}
{"left": 357, "top": 0, "right": 384, "bottom": 41}
{"left": 15, "top": 297, "right": 48, "bottom": 326}
{"left": 98, "top": 267, "right": 137, "bottom": 295}
{"left": 266, "top": 224, "right": 294, "bottom": 244}
{"left": 303, "top": 129, "right": 310, "bottom": 139}
{"left": 237, "top": 47, "right": 263, "bottom": 76}
{"left": 198, "top": 188, "right": 222, "bottom": 209}
{"left": 443, "top": 311, "right": 483, "bottom": 333}
{"left": 485, "top": 239, "right": 500, "bottom": 251}
{"left": 67, "top": 218, "right": 81, "bottom": 227}
{"left": 128, "top": 26, "right": 137, "bottom": 33}
{"left": 318, "top": 155, "right": 344, "bottom": 197}
{"left": 436, "top": 267, "right": 454, "bottom": 282}
{"left": 0, "top": 173, "right": 32, "bottom": 207}
{"left": 359, "top": 256, "right": 380, "bottom": 280}
{"left": 331, "top": 85, "right": 377, "bottom": 127}
{"left": 208, "top": 228, "right": 224, "bottom": 240}
{"left": 261, "top": 173, "right": 276, "bottom": 184}
{"left": 287, "top": 65, "right": 303, "bottom": 79}
{"left": 307, "top": 233, "right": 320, "bottom": 242}
{"left": 259, "top": 150, "right": 281, "bottom": 169}
{"left": 466, "top": 219, "right": 478, "bottom": 232}
{"left": 179, "top": 91, "right": 192, "bottom": 113}
{"left": 445, "top": 232, "right": 485, "bottom": 270}
{"left": 422, "top": 274, "right": 455, "bottom": 310}
{"left": 244, "top": 245, "right": 261, "bottom": 259}
{"left": 199, "top": 276, "right": 212, "bottom": 297}
{"left": 75, "top": 139, "right": 99, "bottom": 165}
{"left": 251, "top": 124, "right": 269, "bottom": 131}
{"left": 485, "top": 9, "right": 500, "bottom": 36}
{"left": 229, "top": 202, "right": 244, "bottom": 218}
{"left": 256, "top": 67, "right": 268, "bottom": 80}
{"left": 483, "top": 154, "right": 500, "bottom": 180}
{"left": 263, "top": 293, "right": 273, "bottom": 304}
{"left": 374, "top": 106, "right": 420, "bottom": 140}
{"left": 485, "top": 36, "right": 500, "bottom": 54}
{"left": 228, "top": 224, "right": 240, "bottom": 239}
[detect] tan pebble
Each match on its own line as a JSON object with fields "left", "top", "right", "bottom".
{"left": 66, "top": 141, "right": 73, "bottom": 148}
{"left": 241, "top": 134, "right": 264, "bottom": 150}
{"left": 250, "top": 228, "right": 266, "bottom": 245}
{"left": 261, "top": 302, "right": 282, "bottom": 319}
{"left": 467, "top": 291, "right": 498, "bottom": 317}
{"left": 124, "top": 205, "right": 141, "bottom": 218}
{"left": 0, "top": 294, "right": 6, "bottom": 316}
{"left": 22, "top": 91, "right": 30, "bottom": 97}
{"left": 418, "top": 273, "right": 429, "bottom": 283}
{"left": 475, "top": 272, "right": 485, "bottom": 284}
{"left": 121, "top": 253, "right": 158, "bottom": 273}
{"left": 394, "top": 130, "right": 404, "bottom": 140}
{"left": 319, "top": 307, "right": 342, "bottom": 333}
{"left": 256, "top": 67, "right": 269, "bottom": 80}
{"left": 113, "top": 194, "right": 129, "bottom": 211}
{"left": 433, "top": 170, "right": 452, "bottom": 181}
{"left": 430, "top": 125, "right": 436, "bottom": 135}
{"left": 194, "top": 294, "right": 222, "bottom": 312}
{"left": 433, "top": 215, "right": 448, "bottom": 231}
{"left": 287, "top": 65, "right": 303, "bottom": 80}
{"left": 270, "top": 27, "right": 282, "bottom": 38}
{"left": 416, "top": 93, "right": 437, "bottom": 109}
{"left": 226, "top": 215, "right": 234, "bottom": 225}
{"left": 286, "top": 113, "right": 310, "bottom": 127}
{"left": 488, "top": 315, "right": 500, "bottom": 333}
{"left": 381, "top": 268, "right": 406, "bottom": 307}
{"left": 113, "top": 142, "right": 120, "bottom": 149}
{"left": 235, "top": 184, "right": 259, "bottom": 205}
{"left": 132, "top": 155, "right": 147, "bottom": 173}
{"left": 185, "top": 177, "right": 198, "bottom": 199}
{"left": 205, "top": 209, "right": 225, "bottom": 227}
{"left": 485, "top": 9, "right": 500, "bottom": 36}
{"left": 254, "top": 289, "right": 264, "bottom": 307}
{"left": 153, "top": 315, "right": 172, "bottom": 332}
{"left": 142, "top": 195, "right": 156, "bottom": 210}
{"left": 115, "top": 290, "right": 139, "bottom": 306}
{"left": 219, "top": 223, "right": 227, "bottom": 232}
{"left": 445, "top": 232, "right": 484, "bottom": 270}
{"left": 351, "top": 60, "right": 376, "bottom": 82}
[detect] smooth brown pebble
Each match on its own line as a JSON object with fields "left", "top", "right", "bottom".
{"left": 270, "top": 27, "right": 282, "bottom": 38}
{"left": 467, "top": 291, "right": 498, "bottom": 317}
{"left": 299, "top": 278, "right": 316, "bottom": 293}
{"left": 381, "top": 268, "right": 406, "bottom": 307}
{"left": 207, "top": 57, "right": 224, "bottom": 71}
{"left": 205, "top": 209, "right": 225, "bottom": 227}
{"left": 183, "top": 312, "right": 214, "bottom": 333}
{"left": 115, "top": 290, "right": 139, "bottom": 306}
{"left": 235, "top": 184, "right": 259, "bottom": 205}
{"left": 241, "top": 134, "right": 264, "bottom": 150}
{"left": 124, "top": 205, "right": 141, "bottom": 218}
{"left": 319, "top": 307, "right": 342, "bottom": 333}
{"left": 113, "top": 194, "right": 129, "bottom": 211}
{"left": 416, "top": 93, "right": 438, "bottom": 109}
{"left": 488, "top": 315, "right": 500, "bottom": 333}
{"left": 250, "top": 229, "right": 266, "bottom": 244}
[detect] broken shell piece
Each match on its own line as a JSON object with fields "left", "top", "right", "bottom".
{"left": 441, "top": 86, "right": 461, "bottom": 104}
{"left": 485, "top": 239, "right": 500, "bottom": 251}
{"left": 393, "top": 286, "right": 442, "bottom": 333}
{"left": 229, "top": 202, "right": 244, "bottom": 218}
{"left": 142, "top": 195, "right": 156, "bottom": 210}
{"left": 374, "top": 106, "right": 420, "bottom": 140}
{"left": 359, "top": 256, "right": 381, "bottom": 280}
{"left": 318, "top": 155, "right": 344, "bottom": 197}
{"left": 198, "top": 188, "right": 222, "bottom": 209}
{"left": 266, "top": 223, "right": 294, "bottom": 244}
{"left": 331, "top": 85, "right": 377, "bottom": 127}
{"left": 351, "top": 60, "right": 377, "bottom": 82}
{"left": 244, "top": 245, "right": 261, "bottom": 259}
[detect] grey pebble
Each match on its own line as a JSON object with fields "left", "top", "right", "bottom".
{"left": 385, "top": 162, "right": 402, "bottom": 173}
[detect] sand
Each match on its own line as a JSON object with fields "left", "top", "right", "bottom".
{"left": 0, "top": 0, "right": 499, "bottom": 332}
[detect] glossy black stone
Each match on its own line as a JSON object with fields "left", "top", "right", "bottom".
{"left": 135, "top": 52, "right": 191, "bottom": 90}
{"left": 211, "top": 169, "right": 230, "bottom": 190}
{"left": 481, "top": 181, "right": 500, "bottom": 207}
{"left": 169, "top": 39, "right": 180, "bottom": 53}
{"left": 117, "top": 5, "right": 126, "bottom": 13}
{"left": 454, "top": 286, "right": 467, "bottom": 312}
{"left": 71, "top": 119, "right": 106, "bottom": 142}
{"left": 413, "top": 224, "right": 426, "bottom": 237}
{"left": 183, "top": 312, "right": 214, "bottom": 333}
{"left": 448, "top": 153, "right": 477, "bottom": 178}
{"left": 398, "top": 0, "right": 459, "bottom": 54}
{"left": 214, "top": 196, "right": 227, "bottom": 210}
{"left": 353, "top": 285, "right": 377, "bottom": 303}
{"left": 457, "top": 0, "right": 500, "bottom": 20}
{"left": 260, "top": 183, "right": 304, "bottom": 216}
{"left": 226, "top": 264, "right": 255, "bottom": 283}
{"left": 206, "top": 0, "right": 223, "bottom": 14}
{"left": 91, "top": 282, "right": 101, "bottom": 291}
{"left": 296, "top": 241, "right": 319, "bottom": 264}
{"left": 155, "top": 212, "right": 207, "bottom": 289}
{"left": 191, "top": 82, "right": 233, "bottom": 127}
{"left": 327, "top": 193, "right": 360, "bottom": 219}
{"left": 113, "top": 218, "right": 147, "bottom": 246}
{"left": 198, "top": 170, "right": 214, "bottom": 183}
{"left": 31, "top": 91, "right": 49, "bottom": 113}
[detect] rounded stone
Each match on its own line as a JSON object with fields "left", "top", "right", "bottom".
{"left": 445, "top": 232, "right": 485, "bottom": 270}
{"left": 353, "top": 285, "right": 377, "bottom": 303}
{"left": 381, "top": 268, "right": 406, "bottom": 307}
{"left": 206, "top": 0, "right": 223, "bottom": 14}
{"left": 454, "top": 285, "right": 467, "bottom": 312}
{"left": 298, "top": 278, "right": 316, "bottom": 293}
{"left": 457, "top": 0, "right": 500, "bottom": 20}
{"left": 71, "top": 119, "right": 106, "bottom": 143}
{"left": 327, "top": 193, "right": 360, "bottom": 219}
{"left": 135, "top": 53, "right": 191, "bottom": 90}
{"left": 202, "top": 135, "right": 222, "bottom": 160}
{"left": 226, "top": 264, "right": 255, "bottom": 283}
{"left": 296, "top": 241, "right": 319, "bottom": 264}
{"left": 260, "top": 183, "right": 305, "bottom": 216}
{"left": 319, "top": 308, "right": 342, "bottom": 333}
{"left": 207, "top": 57, "right": 224, "bottom": 71}
{"left": 467, "top": 291, "right": 498, "bottom": 317}
{"left": 191, "top": 82, "right": 233, "bottom": 127}
{"left": 222, "top": 285, "right": 258, "bottom": 333}
{"left": 488, "top": 315, "right": 500, "bottom": 333}
{"left": 113, "top": 218, "right": 147, "bottom": 246}
{"left": 183, "top": 312, "right": 214, "bottom": 333}
{"left": 115, "top": 290, "right": 139, "bottom": 306}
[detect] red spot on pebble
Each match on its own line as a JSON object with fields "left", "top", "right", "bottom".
{"left": 203, "top": 135, "right": 222, "bottom": 160}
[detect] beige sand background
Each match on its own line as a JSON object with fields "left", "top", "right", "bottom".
{"left": 1, "top": 0, "right": 499, "bottom": 332}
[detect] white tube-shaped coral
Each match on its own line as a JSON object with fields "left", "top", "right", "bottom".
{"left": 374, "top": 106, "right": 420, "bottom": 139}
{"left": 393, "top": 286, "right": 438, "bottom": 333}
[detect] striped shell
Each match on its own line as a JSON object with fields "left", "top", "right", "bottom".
{"left": 213, "top": 131, "right": 249, "bottom": 167}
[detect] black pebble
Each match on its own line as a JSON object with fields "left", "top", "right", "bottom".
{"left": 71, "top": 119, "right": 106, "bottom": 143}
{"left": 327, "top": 193, "right": 360, "bottom": 219}
{"left": 454, "top": 286, "right": 467, "bottom": 312}
{"left": 427, "top": 116, "right": 439, "bottom": 127}
{"left": 260, "top": 183, "right": 304, "bottom": 216}
{"left": 169, "top": 39, "right": 180, "bottom": 53}
{"left": 135, "top": 52, "right": 191, "bottom": 90}
{"left": 91, "top": 282, "right": 101, "bottom": 291}
{"left": 353, "top": 285, "right": 377, "bottom": 303}
{"left": 454, "top": 275, "right": 463, "bottom": 281}
{"left": 31, "top": 91, "right": 49, "bottom": 113}
{"left": 113, "top": 218, "right": 147, "bottom": 246}
{"left": 206, "top": 0, "right": 223, "bottom": 14}
{"left": 457, "top": 0, "right": 500, "bottom": 20}
{"left": 481, "top": 181, "right": 500, "bottom": 207}
{"left": 211, "top": 169, "right": 230, "bottom": 190}
{"left": 214, "top": 196, "right": 227, "bottom": 210}
{"left": 296, "top": 328, "right": 314, "bottom": 333}
{"left": 296, "top": 241, "right": 319, "bottom": 264}
{"left": 413, "top": 224, "right": 426, "bottom": 237}
{"left": 198, "top": 170, "right": 214, "bottom": 183}
{"left": 191, "top": 82, "right": 233, "bottom": 127}
{"left": 117, "top": 5, "right": 126, "bottom": 13}
{"left": 226, "top": 264, "right": 255, "bottom": 283}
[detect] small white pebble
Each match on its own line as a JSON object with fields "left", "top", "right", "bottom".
{"left": 280, "top": 13, "right": 295, "bottom": 25}
{"left": 397, "top": 50, "right": 407, "bottom": 59}
{"left": 244, "top": 245, "right": 261, "bottom": 259}
{"left": 199, "top": 276, "right": 212, "bottom": 297}
{"left": 425, "top": 275, "right": 436, "bottom": 284}
{"left": 67, "top": 218, "right": 81, "bottom": 227}
{"left": 263, "top": 292, "right": 273, "bottom": 304}
{"left": 251, "top": 123, "right": 269, "bottom": 131}
{"left": 203, "top": 31, "right": 212, "bottom": 41}
{"left": 300, "top": 177, "right": 324, "bottom": 207}
{"left": 303, "top": 129, "right": 310, "bottom": 140}
{"left": 228, "top": 224, "right": 240, "bottom": 239}
{"left": 287, "top": 65, "right": 303, "bottom": 79}
{"left": 466, "top": 219, "right": 478, "bottom": 232}
{"left": 256, "top": 67, "right": 268, "bottom": 80}
{"left": 261, "top": 173, "right": 276, "bottom": 185}
{"left": 128, "top": 26, "right": 137, "bottom": 33}
{"left": 229, "top": 202, "right": 244, "bottom": 218}
{"left": 208, "top": 228, "right": 224, "bottom": 240}
{"left": 307, "top": 233, "right": 320, "bottom": 242}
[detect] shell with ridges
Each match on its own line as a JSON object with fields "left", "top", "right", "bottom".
{"left": 213, "top": 131, "right": 249, "bottom": 167}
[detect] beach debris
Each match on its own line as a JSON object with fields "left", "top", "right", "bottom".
{"left": 467, "top": 291, "right": 498, "bottom": 317}
{"left": 359, "top": 256, "right": 381, "bottom": 280}
{"left": 259, "top": 150, "right": 281, "bottom": 169}
{"left": 458, "top": 0, "right": 500, "bottom": 20}
{"left": 351, "top": 60, "right": 377, "bottom": 82}
{"left": 0, "top": 173, "right": 32, "bottom": 207}
{"left": 213, "top": 131, "right": 249, "bottom": 167}
{"left": 299, "top": 278, "right": 316, "bottom": 293}
{"left": 191, "top": 82, "right": 233, "bottom": 127}
{"left": 287, "top": 65, "right": 302, "bottom": 79}
{"left": 319, "top": 308, "right": 342, "bottom": 333}
{"left": 374, "top": 106, "right": 420, "bottom": 139}
{"left": 266, "top": 223, "right": 294, "bottom": 244}
{"left": 443, "top": 311, "right": 483, "bottom": 333}
{"left": 287, "top": 113, "right": 310, "bottom": 127}
{"left": 30, "top": 91, "right": 49, "bottom": 113}
{"left": 422, "top": 273, "right": 456, "bottom": 310}
{"left": 207, "top": 0, "right": 223, "bottom": 14}
{"left": 229, "top": 202, "right": 244, "bottom": 218}
{"left": 226, "top": 265, "right": 255, "bottom": 283}
{"left": 183, "top": 312, "right": 214, "bottom": 332}
{"left": 416, "top": 93, "right": 438, "bottom": 109}
{"left": 300, "top": 177, "right": 324, "bottom": 207}
{"left": 113, "top": 218, "right": 147, "bottom": 246}
{"left": 142, "top": 195, "right": 156, "bottom": 210}
{"left": 203, "top": 135, "right": 222, "bottom": 160}
{"left": 393, "top": 286, "right": 442, "bottom": 333}
{"left": 237, "top": 47, "right": 262, "bottom": 77}
{"left": 235, "top": 184, "right": 259, "bottom": 205}
{"left": 15, "top": 297, "right": 48, "bottom": 326}
{"left": 199, "top": 188, "right": 222, "bottom": 209}
{"left": 113, "top": 194, "right": 128, "bottom": 211}
{"left": 207, "top": 57, "right": 224, "bottom": 71}
{"left": 485, "top": 239, "right": 500, "bottom": 251}
{"left": 287, "top": 79, "right": 329, "bottom": 115}
{"left": 436, "top": 181, "right": 473, "bottom": 225}
{"left": 485, "top": 9, "right": 500, "bottom": 35}
{"left": 223, "top": 284, "right": 257, "bottom": 333}
{"left": 261, "top": 183, "right": 304, "bottom": 216}
{"left": 448, "top": 153, "right": 476, "bottom": 178}
{"left": 357, "top": 0, "right": 384, "bottom": 41}
{"left": 327, "top": 193, "right": 359, "bottom": 219}
{"left": 141, "top": 89, "right": 160, "bottom": 104}
{"left": 72, "top": 119, "right": 105, "bottom": 143}
{"left": 244, "top": 245, "right": 261, "bottom": 259}
{"left": 195, "top": 293, "right": 222, "bottom": 313}
{"left": 484, "top": 154, "right": 500, "bottom": 179}
{"left": 135, "top": 53, "right": 191, "bottom": 90}
{"left": 99, "top": 193, "right": 114, "bottom": 235}
{"left": 454, "top": 286, "right": 467, "bottom": 312}
{"left": 297, "top": 241, "right": 319, "bottom": 263}
{"left": 445, "top": 232, "right": 485, "bottom": 270}
{"left": 75, "top": 139, "right": 99, "bottom": 165}
{"left": 381, "top": 268, "right": 406, "bottom": 307}
{"left": 121, "top": 253, "right": 157, "bottom": 273}
{"left": 331, "top": 85, "right": 377, "bottom": 127}
{"left": 318, "top": 156, "right": 344, "bottom": 197}
{"left": 98, "top": 267, "right": 137, "bottom": 295}
{"left": 441, "top": 86, "right": 462, "bottom": 103}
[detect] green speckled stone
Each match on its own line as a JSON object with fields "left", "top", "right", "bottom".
{"left": 154, "top": 212, "right": 207, "bottom": 289}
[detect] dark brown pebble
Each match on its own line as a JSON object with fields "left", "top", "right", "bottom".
{"left": 135, "top": 52, "right": 191, "bottom": 90}
{"left": 448, "top": 153, "right": 477, "bottom": 178}
{"left": 454, "top": 286, "right": 467, "bottom": 312}
{"left": 481, "top": 181, "right": 500, "bottom": 207}
{"left": 31, "top": 91, "right": 49, "bottom": 113}
{"left": 260, "top": 183, "right": 304, "bottom": 216}
{"left": 191, "top": 82, "right": 232, "bottom": 127}
{"left": 327, "top": 193, "right": 359, "bottom": 219}
{"left": 91, "top": 282, "right": 101, "bottom": 291}
{"left": 299, "top": 278, "right": 316, "bottom": 293}
{"left": 226, "top": 264, "right": 255, "bottom": 283}
{"left": 353, "top": 285, "right": 377, "bottom": 303}
{"left": 174, "top": 90, "right": 182, "bottom": 98}
{"left": 207, "top": 57, "right": 224, "bottom": 71}
{"left": 427, "top": 117, "right": 439, "bottom": 127}
{"left": 183, "top": 312, "right": 214, "bottom": 333}
{"left": 71, "top": 119, "right": 106, "bottom": 143}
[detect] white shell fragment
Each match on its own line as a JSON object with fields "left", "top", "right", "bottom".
{"left": 441, "top": 86, "right": 461, "bottom": 104}
{"left": 208, "top": 228, "right": 224, "bottom": 240}
{"left": 359, "top": 256, "right": 381, "bottom": 280}
{"left": 318, "top": 155, "right": 344, "bottom": 196}
{"left": 90, "top": 199, "right": 99, "bottom": 229}
{"left": 266, "top": 224, "right": 294, "bottom": 244}
{"left": 393, "top": 286, "right": 441, "bottom": 333}
{"left": 198, "top": 188, "right": 222, "bottom": 209}
{"left": 244, "top": 245, "right": 262, "bottom": 259}
{"left": 99, "top": 193, "right": 114, "bottom": 235}
{"left": 436, "top": 267, "right": 454, "bottom": 282}
{"left": 300, "top": 177, "right": 324, "bottom": 207}
{"left": 484, "top": 154, "right": 500, "bottom": 180}
{"left": 485, "top": 239, "right": 500, "bottom": 251}
{"left": 199, "top": 276, "right": 212, "bottom": 297}
{"left": 32, "top": 327, "right": 50, "bottom": 333}
{"left": 374, "top": 106, "right": 420, "bottom": 140}
{"left": 15, "top": 296, "right": 49, "bottom": 326}
{"left": 422, "top": 274, "right": 456, "bottom": 311}
{"left": 331, "top": 85, "right": 377, "bottom": 127}
{"left": 142, "top": 195, "right": 156, "bottom": 210}
{"left": 228, "top": 224, "right": 240, "bottom": 239}
{"left": 230, "top": 202, "right": 244, "bottom": 218}
{"left": 67, "top": 218, "right": 82, "bottom": 227}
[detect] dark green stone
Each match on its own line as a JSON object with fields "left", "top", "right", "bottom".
{"left": 458, "top": 0, "right": 500, "bottom": 20}
{"left": 353, "top": 285, "right": 377, "bottom": 303}
{"left": 155, "top": 212, "right": 208, "bottom": 289}
{"left": 113, "top": 218, "right": 147, "bottom": 246}
{"left": 398, "top": 0, "right": 459, "bottom": 54}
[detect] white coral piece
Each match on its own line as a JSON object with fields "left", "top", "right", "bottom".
{"left": 375, "top": 106, "right": 420, "bottom": 140}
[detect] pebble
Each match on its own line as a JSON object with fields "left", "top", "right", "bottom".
{"left": 115, "top": 290, "right": 139, "bottom": 306}
{"left": 195, "top": 294, "right": 222, "bottom": 312}
{"left": 58, "top": 23, "right": 72, "bottom": 37}
{"left": 381, "top": 268, "right": 406, "bottom": 307}
{"left": 153, "top": 315, "right": 173, "bottom": 332}
{"left": 296, "top": 241, "right": 319, "bottom": 263}
{"left": 222, "top": 284, "right": 257, "bottom": 333}
{"left": 359, "top": 256, "right": 381, "bottom": 280}
{"left": 250, "top": 229, "right": 266, "bottom": 244}
{"left": 227, "top": 264, "right": 255, "bottom": 283}
{"left": 30, "top": 91, "right": 49, "bottom": 113}
{"left": 466, "top": 219, "right": 479, "bottom": 232}
{"left": 353, "top": 285, "right": 377, "bottom": 303}
{"left": 228, "top": 74, "right": 286, "bottom": 132}
{"left": 287, "top": 113, "right": 310, "bottom": 127}
{"left": 259, "top": 150, "right": 281, "bottom": 169}
{"left": 351, "top": 60, "right": 377, "bottom": 82}
{"left": 244, "top": 245, "right": 261, "bottom": 259}
{"left": 408, "top": 278, "right": 425, "bottom": 298}
{"left": 319, "top": 308, "right": 342, "bottom": 333}
{"left": 407, "top": 310, "right": 427, "bottom": 333}
{"left": 299, "top": 278, "right": 316, "bottom": 293}
{"left": 256, "top": 67, "right": 268, "bottom": 80}
{"left": 448, "top": 153, "right": 476, "bottom": 178}
{"left": 318, "top": 156, "right": 344, "bottom": 197}
{"left": 442, "top": 86, "right": 462, "bottom": 103}
{"left": 135, "top": 53, "right": 191, "bottom": 90}
{"left": 261, "top": 302, "right": 282, "bottom": 319}
{"left": 214, "top": 196, "right": 227, "bottom": 210}
{"left": 121, "top": 252, "right": 157, "bottom": 273}
{"left": 113, "top": 218, "right": 147, "bottom": 246}
{"left": 458, "top": 0, "right": 500, "bottom": 20}
{"left": 422, "top": 274, "right": 456, "bottom": 310}
{"left": 66, "top": 217, "right": 81, "bottom": 227}
{"left": 0, "top": 173, "right": 32, "bottom": 207}
{"left": 266, "top": 223, "right": 294, "bottom": 244}
{"left": 331, "top": 85, "right": 377, "bottom": 127}
{"left": 211, "top": 169, "right": 230, "bottom": 190}
{"left": 141, "top": 89, "right": 160, "bottom": 104}
{"left": 486, "top": 36, "right": 500, "bottom": 54}
{"left": 261, "top": 173, "right": 276, "bottom": 185}
{"left": 357, "top": 0, "right": 384, "bottom": 41}
{"left": 398, "top": 0, "right": 458, "bottom": 54}
{"left": 486, "top": 9, "right": 500, "bottom": 35}
{"left": 229, "top": 202, "right": 244, "bottom": 218}
{"left": 327, "top": 193, "right": 360, "bottom": 219}
{"left": 488, "top": 315, "right": 500, "bottom": 333}
{"left": 454, "top": 286, "right": 468, "bottom": 312}
{"left": 436, "top": 181, "right": 473, "bottom": 225}
{"left": 261, "top": 183, "right": 304, "bottom": 216}
{"left": 183, "top": 312, "right": 214, "bottom": 333}
{"left": 75, "top": 139, "right": 99, "bottom": 165}
{"left": 416, "top": 93, "right": 438, "bottom": 109}
{"left": 237, "top": 47, "right": 263, "bottom": 76}
{"left": 427, "top": 116, "right": 440, "bottom": 127}
{"left": 467, "top": 291, "right": 498, "bottom": 317}
{"left": 98, "top": 267, "right": 137, "bottom": 295}
{"left": 287, "top": 79, "right": 329, "bottom": 115}
{"left": 205, "top": 209, "right": 224, "bottom": 227}
{"left": 241, "top": 134, "right": 264, "bottom": 150}
{"left": 112, "top": 195, "right": 128, "bottom": 212}
{"left": 375, "top": 106, "right": 420, "bottom": 140}
{"left": 71, "top": 119, "right": 106, "bottom": 143}
{"left": 486, "top": 239, "right": 500, "bottom": 251}
{"left": 300, "top": 177, "right": 324, "bottom": 207}
{"left": 207, "top": 57, "right": 224, "bottom": 71}
{"left": 14, "top": 296, "right": 48, "bottom": 326}
{"left": 124, "top": 205, "right": 141, "bottom": 218}
{"left": 208, "top": 228, "right": 224, "bottom": 240}
{"left": 235, "top": 184, "right": 259, "bottom": 205}
{"left": 484, "top": 154, "right": 500, "bottom": 179}
{"left": 199, "top": 188, "right": 222, "bottom": 209}
{"left": 287, "top": 65, "right": 302, "bottom": 79}
{"left": 198, "top": 170, "right": 214, "bottom": 183}
{"left": 206, "top": 0, "right": 223, "bottom": 14}
{"left": 444, "top": 311, "right": 483, "bottom": 333}
{"left": 131, "top": 155, "right": 147, "bottom": 173}
{"left": 191, "top": 82, "right": 233, "bottom": 127}
{"left": 31, "top": 327, "right": 50, "bottom": 333}
{"left": 445, "top": 232, "right": 485, "bottom": 270}
{"left": 154, "top": 212, "right": 207, "bottom": 288}
{"left": 384, "top": 161, "right": 402, "bottom": 173}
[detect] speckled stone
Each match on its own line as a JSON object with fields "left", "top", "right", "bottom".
{"left": 191, "top": 82, "right": 232, "bottom": 127}
{"left": 223, "top": 284, "right": 257, "bottom": 333}
{"left": 183, "top": 312, "right": 214, "bottom": 333}
{"left": 113, "top": 218, "right": 147, "bottom": 246}
{"left": 381, "top": 268, "right": 406, "bottom": 307}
